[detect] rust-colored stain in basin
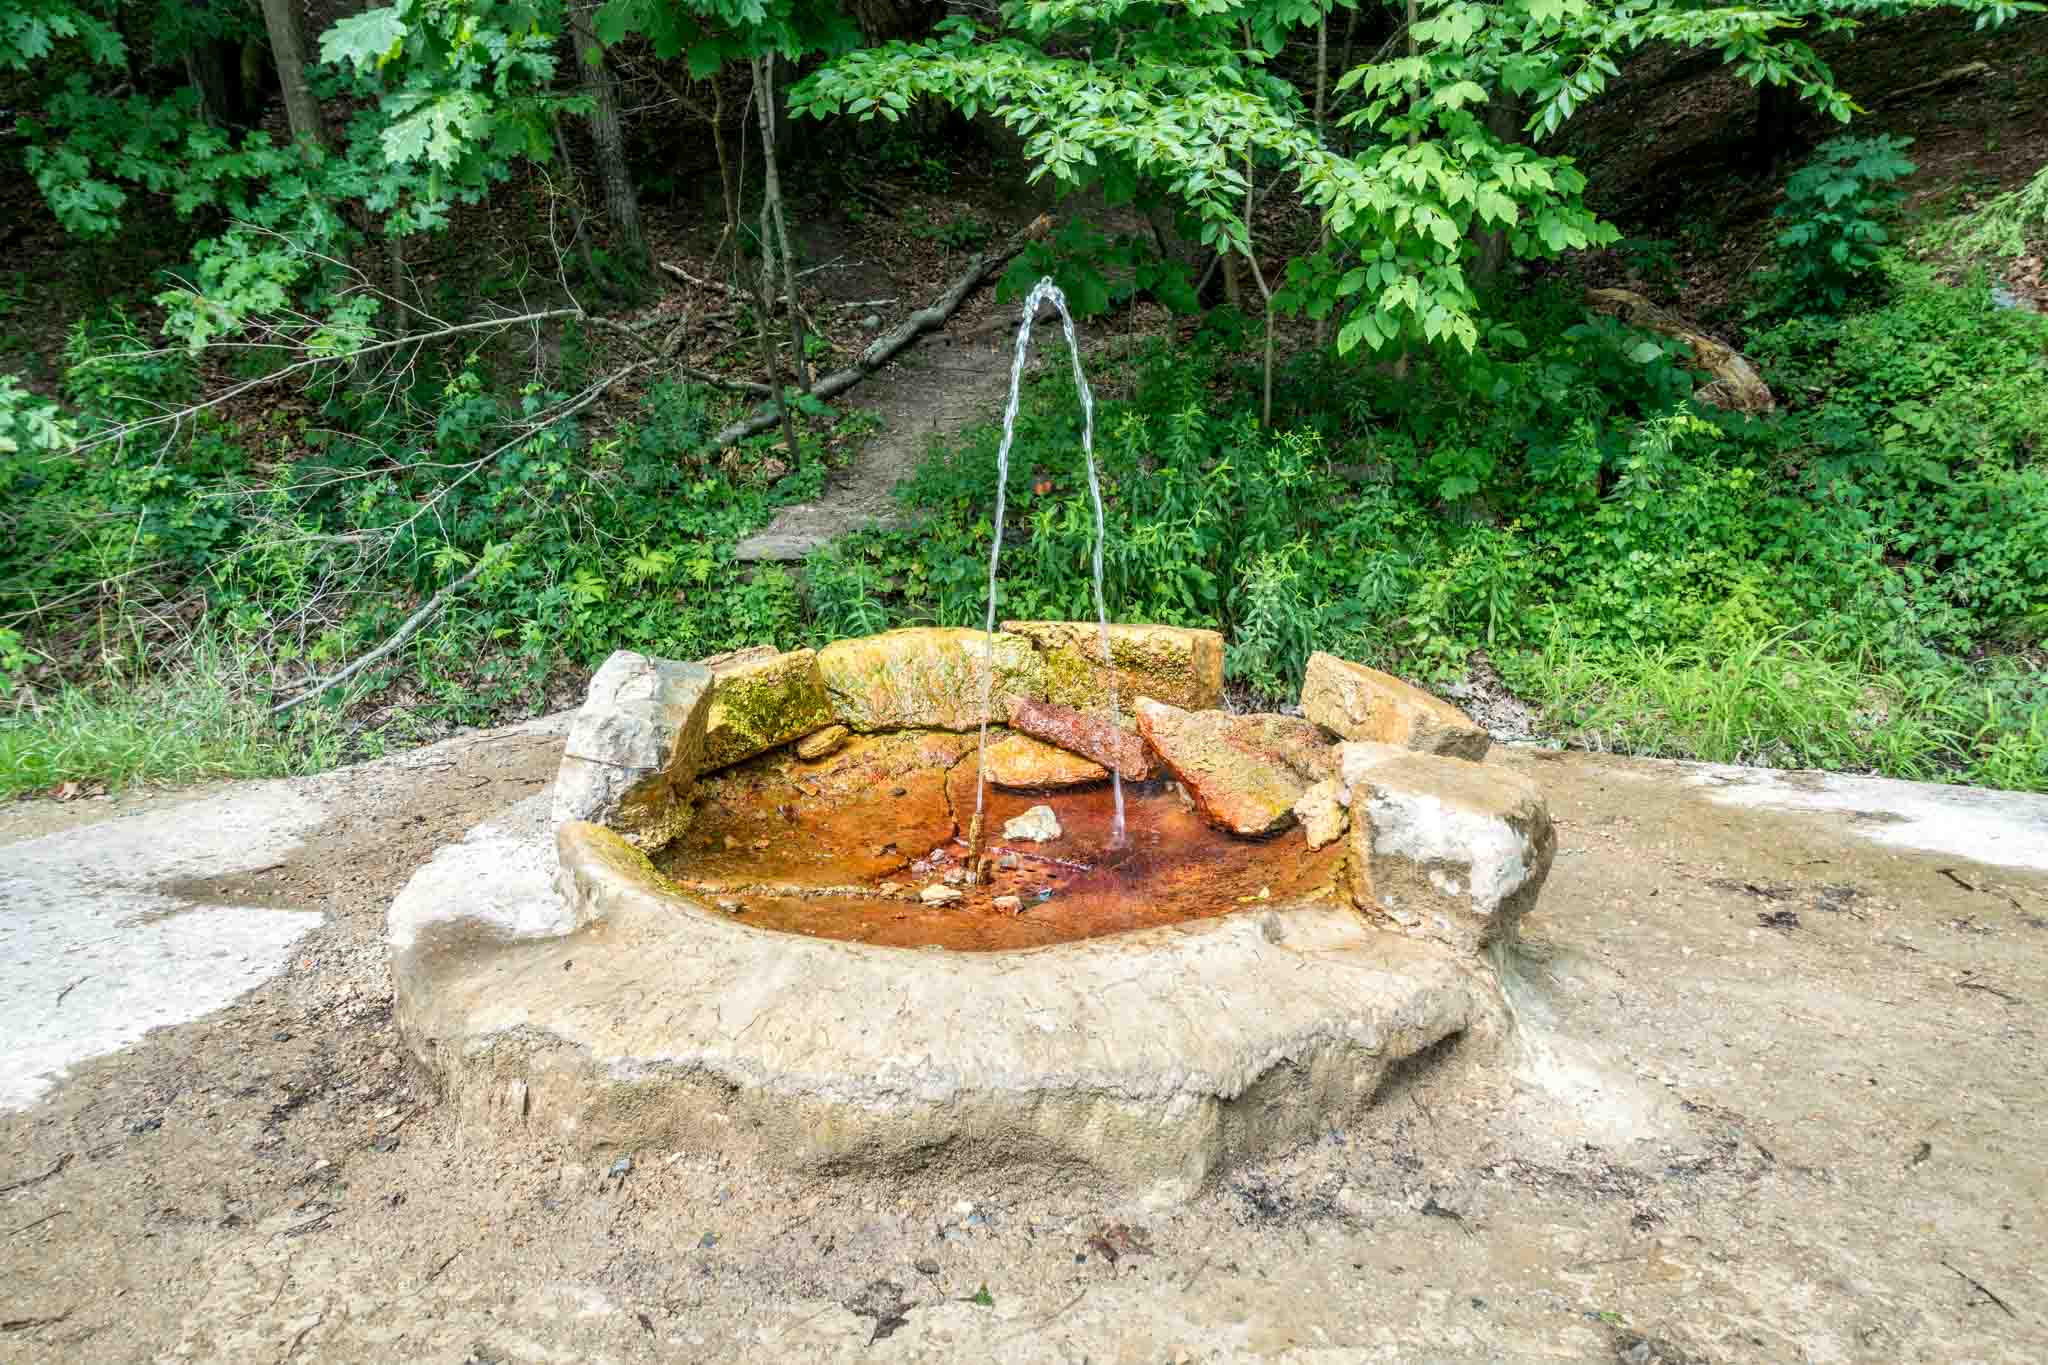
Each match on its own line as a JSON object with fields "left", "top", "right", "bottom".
{"left": 657, "top": 739, "right": 1342, "bottom": 951}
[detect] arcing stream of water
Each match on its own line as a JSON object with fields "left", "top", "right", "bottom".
{"left": 972, "top": 278, "right": 1126, "bottom": 869}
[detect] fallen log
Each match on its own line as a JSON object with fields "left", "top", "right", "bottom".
{"left": 1583, "top": 288, "right": 1777, "bottom": 415}
{"left": 705, "top": 214, "right": 1053, "bottom": 453}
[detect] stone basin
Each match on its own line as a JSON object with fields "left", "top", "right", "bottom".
{"left": 661, "top": 736, "right": 1344, "bottom": 951}
{"left": 389, "top": 626, "right": 1545, "bottom": 1201}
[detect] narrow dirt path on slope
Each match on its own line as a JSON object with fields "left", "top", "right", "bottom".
{"left": 732, "top": 316, "right": 1023, "bottom": 562}
{"left": 730, "top": 287, "right": 1157, "bottom": 564}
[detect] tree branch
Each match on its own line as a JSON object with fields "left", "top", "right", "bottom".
{"left": 705, "top": 214, "right": 1053, "bottom": 452}
{"left": 270, "top": 553, "right": 496, "bottom": 715}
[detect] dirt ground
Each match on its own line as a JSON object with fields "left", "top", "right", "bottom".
{"left": 3, "top": 728, "right": 2045, "bottom": 1363}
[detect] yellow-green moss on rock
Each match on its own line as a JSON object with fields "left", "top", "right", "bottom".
{"left": 699, "top": 647, "right": 834, "bottom": 772}
{"left": 816, "top": 628, "right": 1045, "bottom": 732}
{"left": 1004, "top": 621, "right": 1223, "bottom": 718}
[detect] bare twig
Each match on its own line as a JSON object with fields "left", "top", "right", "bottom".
{"left": 1, "top": 1308, "right": 72, "bottom": 1333}
{"left": 1942, "top": 1258, "right": 2018, "bottom": 1317}
{"left": 0, "top": 1154, "right": 72, "bottom": 1196}
{"left": 678, "top": 366, "right": 774, "bottom": 397}
{"left": 278, "top": 1210, "right": 335, "bottom": 1238}
{"left": 270, "top": 554, "right": 495, "bottom": 715}
{"left": 277, "top": 1313, "right": 323, "bottom": 1362}
{"left": 1954, "top": 974, "right": 2023, "bottom": 1005}
{"left": 657, "top": 261, "right": 748, "bottom": 300}
{"left": 995, "top": 1288, "right": 1088, "bottom": 1345}
{"left": 76, "top": 308, "right": 586, "bottom": 452}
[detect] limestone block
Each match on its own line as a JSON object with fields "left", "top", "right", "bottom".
{"left": 1004, "top": 620, "right": 1223, "bottom": 717}
{"left": 984, "top": 733, "right": 1109, "bottom": 790}
{"left": 816, "top": 628, "right": 1044, "bottom": 732}
{"left": 1341, "top": 744, "right": 1554, "bottom": 956}
{"left": 1003, "top": 804, "right": 1063, "bottom": 842}
{"left": 1134, "top": 699, "right": 1328, "bottom": 837}
{"left": 551, "top": 651, "right": 712, "bottom": 852}
{"left": 1300, "top": 652, "right": 1490, "bottom": 760}
{"left": 698, "top": 647, "right": 833, "bottom": 772}
{"left": 1006, "top": 697, "right": 1155, "bottom": 780}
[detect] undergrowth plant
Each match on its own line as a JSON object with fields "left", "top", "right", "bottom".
{"left": 812, "top": 258, "right": 2047, "bottom": 791}
{"left": 1767, "top": 135, "right": 1917, "bottom": 313}
{"left": 0, "top": 630, "right": 344, "bottom": 796}
{"left": 1923, "top": 159, "right": 2048, "bottom": 259}
{"left": 7, "top": 243, "right": 2043, "bottom": 794}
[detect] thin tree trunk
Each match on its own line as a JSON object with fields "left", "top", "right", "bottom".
{"left": 184, "top": 34, "right": 241, "bottom": 128}
{"left": 1470, "top": 92, "right": 1523, "bottom": 288}
{"left": 710, "top": 80, "right": 738, "bottom": 265}
{"left": 653, "top": 72, "right": 741, "bottom": 266}
{"left": 758, "top": 198, "right": 802, "bottom": 462}
{"left": 569, "top": 7, "right": 646, "bottom": 269}
{"left": 1247, "top": 254, "right": 1275, "bottom": 426}
{"left": 752, "top": 56, "right": 808, "bottom": 391}
{"left": 256, "top": 0, "right": 327, "bottom": 151}
{"left": 1243, "top": 153, "right": 1273, "bottom": 426}
{"left": 1312, "top": 9, "right": 1331, "bottom": 348}
{"left": 1405, "top": 0, "right": 1419, "bottom": 148}
{"left": 550, "top": 119, "right": 604, "bottom": 284}
{"left": 1752, "top": 78, "right": 1803, "bottom": 172}
{"left": 1394, "top": 0, "right": 1418, "bottom": 381}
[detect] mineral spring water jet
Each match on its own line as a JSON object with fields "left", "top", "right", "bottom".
{"left": 973, "top": 278, "right": 1126, "bottom": 861}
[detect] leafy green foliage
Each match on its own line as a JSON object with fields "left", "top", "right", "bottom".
{"left": 2, "top": 319, "right": 837, "bottom": 753}
{"left": 0, "top": 373, "right": 73, "bottom": 457}
{"left": 592, "top": 0, "right": 857, "bottom": 68}
{"left": 1922, "top": 157, "right": 2048, "bottom": 259}
{"left": 1767, "top": 134, "right": 1916, "bottom": 312}
{"left": 0, "top": 0, "right": 123, "bottom": 72}
{"left": 998, "top": 219, "right": 1197, "bottom": 319}
{"left": 791, "top": 0, "right": 1965, "bottom": 361}
{"left": 794, "top": 258, "right": 2045, "bottom": 790}
{"left": 320, "top": 0, "right": 572, "bottom": 212}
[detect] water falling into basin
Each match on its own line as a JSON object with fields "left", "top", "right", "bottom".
{"left": 972, "top": 278, "right": 1125, "bottom": 869}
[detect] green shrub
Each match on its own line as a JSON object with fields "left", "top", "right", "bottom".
{"left": 11, "top": 248, "right": 2043, "bottom": 794}
{"left": 1767, "top": 135, "right": 1916, "bottom": 312}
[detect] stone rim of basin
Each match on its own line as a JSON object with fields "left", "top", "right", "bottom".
{"left": 390, "top": 622, "right": 1548, "bottom": 1202}
{"left": 543, "top": 625, "right": 1541, "bottom": 962}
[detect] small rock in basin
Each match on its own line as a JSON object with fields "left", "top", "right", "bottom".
{"left": 1294, "top": 778, "right": 1348, "bottom": 850}
{"left": 1133, "top": 699, "right": 1336, "bottom": 837}
{"left": 1006, "top": 698, "right": 1155, "bottom": 781}
{"left": 992, "top": 895, "right": 1023, "bottom": 913}
{"left": 1003, "top": 806, "right": 1063, "bottom": 842}
{"left": 795, "top": 723, "right": 851, "bottom": 760}
{"left": 984, "top": 733, "right": 1109, "bottom": 790}
{"left": 919, "top": 884, "right": 964, "bottom": 906}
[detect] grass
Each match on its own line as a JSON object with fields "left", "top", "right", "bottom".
{"left": 1507, "top": 628, "right": 2045, "bottom": 790}
{"left": 0, "top": 633, "right": 343, "bottom": 798}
